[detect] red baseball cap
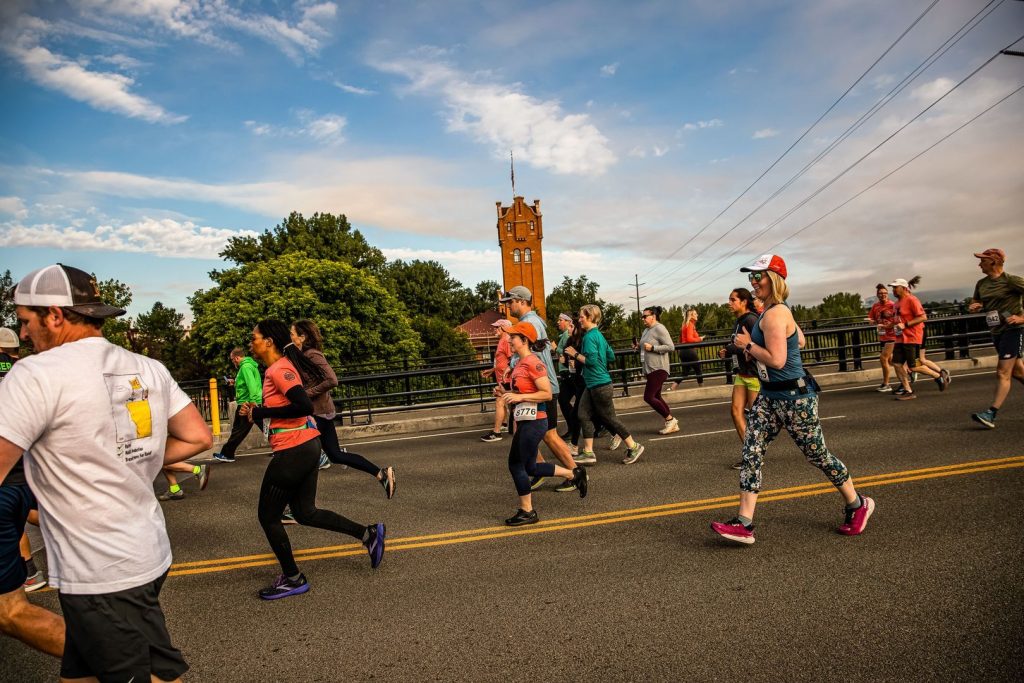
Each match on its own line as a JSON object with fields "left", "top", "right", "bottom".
{"left": 973, "top": 248, "right": 1005, "bottom": 264}
{"left": 740, "top": 254, "right": 788, "bottom": 279}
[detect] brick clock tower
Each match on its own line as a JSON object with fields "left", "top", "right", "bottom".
{"left": 496, "top": 196, "right": 546, "bottom": 321}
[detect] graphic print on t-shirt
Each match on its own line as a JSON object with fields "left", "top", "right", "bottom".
{"left": 104, "top": 374, "right": 154, "bottom": 462}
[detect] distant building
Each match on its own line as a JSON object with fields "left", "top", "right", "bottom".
{"left": 496, "top": 196, "right": 545, "bottom": 321}
{"left": 457, "top": 309, "right": 504, "bottom": 358}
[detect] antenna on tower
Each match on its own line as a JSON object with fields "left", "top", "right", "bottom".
{"left": 510, "top": 150, "right": 516, "bottom": 200}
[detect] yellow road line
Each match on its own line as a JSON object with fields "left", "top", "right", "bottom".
{"left": 165, "top": 456, "right": 1023, "bottom": 577}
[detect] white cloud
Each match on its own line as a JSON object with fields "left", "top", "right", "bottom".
{"left": 682, "top": 118, "right": 723, "bottom": 131}
{"left": 0, "top": 217, "right": 257, "bottom": 259}
{"left": 333, "top": 81, "right": 375, "bottom": 95}
{"left": 213, "top": 0, "right": 336, "bottom": 63}
{"left": 373, "top": 54, "right": 616, "bottom": 176}
{"left": 0, "top": 197, "right": 28, "bottom": 219}
{"left": 244, "top": 110, "right": 347, "bottom": 144}
{"left": 600, "top": 62, "right": 618, "bottom": 77}
{"left": 752, "top": 128, "right": 780, "bottom": 139}
{"left": 911, "top": 77, "right": 956, "bottom": 104}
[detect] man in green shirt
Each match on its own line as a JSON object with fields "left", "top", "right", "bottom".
{"left": 968, "top": 248, "right": 1024, "bottom": 428}
{"left": 213, "top": 347, "right": 264, "bottom": 462}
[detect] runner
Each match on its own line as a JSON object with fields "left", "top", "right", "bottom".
{"left": 868, "top": 283, "right": 898, "bottom": 392}
{"left": 213, "top": 347, "right": 263, "bottom": 463}
{"left": 889, "top": 276, "right": 950, "bottom": 401}
{"left": 719, "top": 288, "right": 760, "bottom": 469}
{"left": 674, "top": 308, "right": 704, "bottom": 388}
{"left": 565, "top": 304, "right": 645, "bottom": 465}
{"left": 0, "top": 325, "right": 64, "bottom": 657}
{"left": 499, "top": 287, "right": 577, "bottom": 490}
{"left": 499, "top": 322, "right": 587, "bottom": 526}
{"left": 157, "top": 460, "right": 209, "bottom": 501}
{"left": 554, "top": 313, "right": 575, "bottom": 439}
{"left": 290, "top": 319, "right": 395, "bottom": 497}
{"left": 711, "top": 254, "right": 874, "bottom": 545}
{"left": 967, "top": 248, "right": 1024, "bottom": 428}
{"left": 480, "top": 319, "right": 513, "bottom": 442}
{"left": 636, "top": 306, "right": 679, "bottom": 434}
{"left": 240, "top": 319, "right": 385, "bottom": 600}
{"left": 0, "top": 263, "right": 213, "bottom": 679}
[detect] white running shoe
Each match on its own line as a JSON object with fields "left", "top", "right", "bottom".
{"left": 609, "top": 435, "right": 622, "bottom": 450}
{"left": 658, "top": 418, "right": 680, "bottom": 434}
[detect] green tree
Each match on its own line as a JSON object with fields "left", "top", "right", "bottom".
{"left": 817, "top": 292, "right": 866, "bottom": 320}
{"left": 189, "top": 252, "right": 421, "bottom": 376}
{"left": 411, "top": 317, "right": 475, "bottom": 361}
{"left": 472, "top": 279, "right": 502, "bottom": 314}
{"left": 0, "top": 270, "right": 14, "bottom": 329}
{"left": 382, "top": 260, "right": 479, "bottom": 325}
{"left": 97, "top": 278, "right": 133, "bottom": 348}
{"left": 219, "top": 212, "right": 386, "bottom": 272}
{"left": 545, "top": 275, "right": 626, "bottom": 336}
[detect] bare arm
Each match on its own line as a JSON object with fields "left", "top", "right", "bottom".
{"left": 503, "top": 374, "right": 553, "bottom": 405}
{"left": 735, "top": 307, "right": 792, "bottom": 370}
{"left": 0, "top": 437, "right": 22, "bottom": 484}
{"left": 163, "top": 404, "right": 213, "bottom": 466}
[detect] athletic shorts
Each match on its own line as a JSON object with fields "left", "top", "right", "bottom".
{"left": 993, "top": 328, "right": 1024, "bottom": 360}
{"left": 58, "top": 571, "right": 188, "bottom": 682}
{"left": 0, "top": 484, "right": 35, "bottom": 594}
{"left": 892, "top": 343, "right": 923, "bottom": 368}
{"left": 733, "top": 374, "right": 761, "bottom": 392}
{"left": 545, "top": 395, "right": 559, "bottom": 431}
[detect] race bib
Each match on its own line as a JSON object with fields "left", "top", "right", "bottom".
{"left": 985, "top": 310, "right": 1001, "bottom": 328}
{"left": 513, "top": 402, "right": 538, "bottom": 422}
{"left": 876, "top": 325, "right": 887, "bottom": 336}
{"left": 639, "top": 350, "right": 646, "bottom": 364}
{"left": 756, "top": 360, "right": 770, "bottom": 382}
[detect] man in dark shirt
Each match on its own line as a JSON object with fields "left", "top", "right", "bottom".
{"left": 0, "top": 326, "right": 64, "bottom": 657}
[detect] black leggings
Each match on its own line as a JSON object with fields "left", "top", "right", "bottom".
{"left": 678, "top": 348, "right": 704, "bottom": 383}
{"left": 579, "top": 384, "right": 631, "bottom": 440}
{"left": 313, "top": 415, "right": 381, "bottom": 477}
{"left": 258, "top": 437, "right": 365, "bottom": 576}
{"left": 508, "top": 419, "right": 555, "bottom": 496}
{"left": 557, "top": 373, "right": 577, "bottom": 435}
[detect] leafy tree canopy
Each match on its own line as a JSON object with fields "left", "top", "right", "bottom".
{"left": 545, "top": 275, "right": 626, "bottom": 336}
{"left": 383, "top": 261, "right": 498, "bottom": 326}
{"left": 0, "top": 270, "right": 14, "bottom": 330}
{"left": 97, "top": 278, "right": 133, "bottom": 348}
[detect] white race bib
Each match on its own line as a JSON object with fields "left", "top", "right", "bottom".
{"left": 985, "top": 310, "right": 1001, "bottom": 328}
{"left": 756, "top": 360, "right": 770, "bottom": 382}
{"left": 639, "top": 350, "right": 646, "bottom": 364}
{"left": 876, "top": 325, "right": 886, "bottom": 336}
{"left": 513, "top": 402, "right": 538, "bottom": 422}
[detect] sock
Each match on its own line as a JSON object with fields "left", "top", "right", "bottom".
{"left": 737, "top": 515, "right": 753, "bottom": 528}
{"left": 287, "top": 573, "right": 302, "bottom": 583}
{"left": 169, "top": 484, "right": 181, "bottom": 494}
{"left": 846, "top": 494, "right": 863, "bottom": 511}
{"left": 192, "top": 465, "right": 201, "bottom": 475}
{"left": 990, "top": 406, "right": 999, "bottom": 416}
{"left": 24, "top": 558, "right": 37, "bottom": 575}
{"left": 362, "top": 526, "right": 371, "bottom": 543}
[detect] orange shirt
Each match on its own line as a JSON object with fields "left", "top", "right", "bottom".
{"left": 263, "top": 358, "right": 320, "bottom": 451}
{"left": 680, "top": 321, "right": 702, "bottom": 344}
{"left": 510, "top": 353, "right": 548, "bottom": 421}
{"left": 869, "top": 300, "right": 898, "bottom": 342}
{"left": 896, "top": 294, "right": 926, "bottom": 345}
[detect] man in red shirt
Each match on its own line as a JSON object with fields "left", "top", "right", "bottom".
{"left": 481, "top": 319, "right": 513, "bottom": 442}
{"left": 889, "top": 278, "right": 950, "bottom": 401}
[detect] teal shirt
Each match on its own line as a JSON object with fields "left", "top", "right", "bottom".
{"left": 234, "top": 356, "right": 263, "bottom": 404}
{"left": 580, "top": 327, "right": 616, "bottom": 388}
{"left": 555, "top": 329, "right": 570, "bottom": 372}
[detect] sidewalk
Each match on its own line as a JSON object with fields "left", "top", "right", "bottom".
{"left": 208, "top": 354, "right": 993, "bottom": 455}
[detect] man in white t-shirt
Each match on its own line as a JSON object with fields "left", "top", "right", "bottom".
{"left": 0, "top": 264, "right": 212, "bottom": 682}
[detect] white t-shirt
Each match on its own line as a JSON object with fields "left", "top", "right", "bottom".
{"left": 0, "top": 336, "right": 191, "bottom": 594}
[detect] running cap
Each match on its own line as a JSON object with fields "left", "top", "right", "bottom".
{"left": 973, "top": 248, "right": 1005, "bottom": 264}
{"left": 0, "top": 327, "right": 17, "bottom": 348}
{"left": 507, "top": 321, "right": 538, "bottom": 343}
{"left": 13, "top": 264, "right": 126, "bottom": 319}
{"left": 888, "top": 278, "right": 910, "bottom": 289}
{"left": 499, "top": 285, "right": 532, "bottom": 303}
{"left": 740, "top": 254, "right": 787, "bottom": 279}
{"left": 558, "top": 313, "right": 573, "bottom": 323}
{"left": 491, "top": 318, "right": 513, "bottom": 328}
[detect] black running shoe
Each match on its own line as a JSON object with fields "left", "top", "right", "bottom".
{"left": 572, "top": 466, "right": 589, "bottom": 499}
{"left": 364, "top": 523, "right": 386, "bottom": 569}
{"left": 259, "top": 573, "right": 310, "bottom": 600}
{"left": 480, "top": 432, "right": 502, "bottom": 443}
{"left": 505, "top": 508, "right": 539, "bottom": 526}
{"left": 529, "top": 475, "right": 546, "bottom": 491}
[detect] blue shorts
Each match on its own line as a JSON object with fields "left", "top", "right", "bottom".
{"left": 0, "top": 484, "right": 36, "bottom": 594}
{"left": 993, "top": 328, "right": 1023, "bottom": 360}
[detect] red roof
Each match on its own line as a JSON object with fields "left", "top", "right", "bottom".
{"left": 458, "top": 310, "right": 504, "bottom": 338}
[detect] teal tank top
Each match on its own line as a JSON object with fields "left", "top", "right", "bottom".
{"left": 750, "top": 308, "right": 814, "bottom": 400}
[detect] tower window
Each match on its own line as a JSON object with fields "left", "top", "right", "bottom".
{"left": 513, "top": 248, "right": 521, "bottom": 263}
{"left": 506, "top": 222, "right": 512, "bottom": 232}
{"left": 529, "top": 221, "right": 535, "bottom": 231}
{"left": 524, "top": 248, "right": 532, "bottom": 263}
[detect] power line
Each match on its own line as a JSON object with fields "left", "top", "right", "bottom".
{"left": 641, "top": 0, "right": 942, "bottom": 282}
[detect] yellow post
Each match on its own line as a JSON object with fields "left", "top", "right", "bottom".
{"left": 209, "top": 378, "right": 221, "bottom": 436}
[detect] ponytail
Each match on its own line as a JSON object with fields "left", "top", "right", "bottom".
{"left": 255, "top": 319, "right": 325, "bottom": 384}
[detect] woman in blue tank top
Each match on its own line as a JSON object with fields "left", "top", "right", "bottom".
{"left": 710, "top": 254, "right": 876, "bottom": 545}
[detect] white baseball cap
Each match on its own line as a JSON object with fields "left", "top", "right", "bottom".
{"left": 888, "top": 278, "right": 910, "bottom": 289}
{"left": 0, "top": 327, "right": 18, "bottom": 348}
{"left": 14, "top": 264, "right": 126, "bottom": 319}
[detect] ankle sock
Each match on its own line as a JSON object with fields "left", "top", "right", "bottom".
{"left": 287, "top": 573, "right": 302, "bottom": 583}
{"left": 737, "top": 515, "right": 753, "bottom": 528}
{"left": 990, "top": 406, "right": 999, "bottom": 416}
{"left": 24, "top": 558, "right": 37, "bottom": 575}
{"left": 169, "top": 484, "right": 181, "bottom": 494}
{"left": 192, "top": 465, "right": 201, "bottom": 475}
{"left": 846, "top": 494, "right": 863, "bottom": 511}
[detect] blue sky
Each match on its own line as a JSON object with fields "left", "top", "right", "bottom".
{"left": 1, "top": 0, "right": 1022, "bottom": 321}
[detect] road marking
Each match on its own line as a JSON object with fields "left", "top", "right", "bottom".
{"left": 165, "top": 455, "right": 1023, "bottom": 577}
{"left": 649, "top": 415, "right": 846, "bottom": 441}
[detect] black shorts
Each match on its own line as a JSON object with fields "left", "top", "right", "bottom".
{"left": 0, "top": 484, "right": 35, "bottom": 594}
{"left": 59, "top": 571, "right": 188, "bottom": 681}
{"left": 892, "top": 343, "right": 923, "bottom": 368}
{"left": 993, "top": 328, "right": 1024, "bottom": 360}
{"left": 545, "top": 395, "right": 559, "bottom": 431}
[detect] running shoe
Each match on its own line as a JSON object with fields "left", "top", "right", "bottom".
{"left": 157, "top": 489, "right": 184, "bottom": 501}
{"left": 258, "top": 573, "right": 310, "bottom": 600}
{"left": 379, "top": 466, "right": 396, "bottom": 499}
{"left": 892, "top": 386, "right": 908, "bottom": 396}
{"left": 23, "top": 571, "right": 47, "bottom": 592}
{"left": 554, "top": 478, "right": 577, "bottom": 493}
{"left": 622, "top": 443, "right": 645, "bottom": 465}
{"left": 658, "top": 418, "right": 680, "bottom": 435}
{"left": 971, "top": 409, "right": 996, "bottom": 429}
{"left": 911, "top": 371, "right": 919, "bottom": 384}
{"left": 196, "top": 464, "right": 210, "bottom": 491}
{"left": 875, "top": 384, "right": 893, "bottom": 393}
{"left": 281, "top": 511, "right": 297, "bottom": 525}
{"left": 529, "top": 476, "right": 546, "bottom": 491}
{"left": 572, "top": 466, "right": 589, "bottom": 499}
{"left": 480, "top": 432, "right": 502, "bottom": 443}
{"left": 731, "top": 460, "right": 744, "bottom": 470}
{"left": 213, "top": 452, "right": 235, "bottom": 463}
{"left": 364, "top": 522, "right": 386, "bottom": 569}
{"left": 937, "top": 368, "right": 951, "bottom": 391}
{"left": 710, "top": 518, "right": 755, "bottom": 545}
{"left": 574, "top": 451, "right": 597, "bottom": 465}
{"left": 505, "top": 508, "right": 538, "bottom": 527}
{"left": 318, "top": 452, "right": 331, "bottom": 470}
{"left": 609, "top": 435, "right": 623, "bottom": 451}
{"left": 569, "top": 444, "right": 579, "bottom": 457}
{"left": 838, "top": 496, "right": 875, "bottom": 536}
{"left": 895, "top": 391, "right": 917, "bottom": 401}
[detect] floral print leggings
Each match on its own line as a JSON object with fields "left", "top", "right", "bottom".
{"left": 739, "top": 394, "right": 849, "bottom": 493}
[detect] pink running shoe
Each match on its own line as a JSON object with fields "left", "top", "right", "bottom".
{"left": 711, "top": 518, "right": 755, "bottom": 545}
{"left": 838, "top": 496, "right": 875, "bottom": 535}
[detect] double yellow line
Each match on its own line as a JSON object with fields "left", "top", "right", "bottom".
{"left": 167, "top": 455, "right": 1024, "bottom": 578}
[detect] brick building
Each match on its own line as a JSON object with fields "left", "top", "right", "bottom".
{"left": 496, "top": 196, "right": 546, "bottom": 321}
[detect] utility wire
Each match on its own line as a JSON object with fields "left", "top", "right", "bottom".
{"left": 646, "top": 0, "right": 1006, "bottom": 294}
{"left": 642, "top": 0, "right": 942, "bottom": 282}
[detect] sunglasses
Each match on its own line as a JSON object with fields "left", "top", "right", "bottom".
{"left": 747, "top": 272, "right": 766, "bottom": 283}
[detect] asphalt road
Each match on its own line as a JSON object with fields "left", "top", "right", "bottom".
{"left": 5, "top": 370, "right": 1023, "bottom": 681}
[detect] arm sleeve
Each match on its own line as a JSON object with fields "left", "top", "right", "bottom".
{"left": 604, "top": 336, "right": 617, "bottom": 366}
{"left": 651, "top": 325, "right": 674, "bottom": 353}
{"left": 304, "top": 351, "right": 339, "bottom": 399}
{"left": 252, "top": 385, "right": 314, "bottom": 421}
